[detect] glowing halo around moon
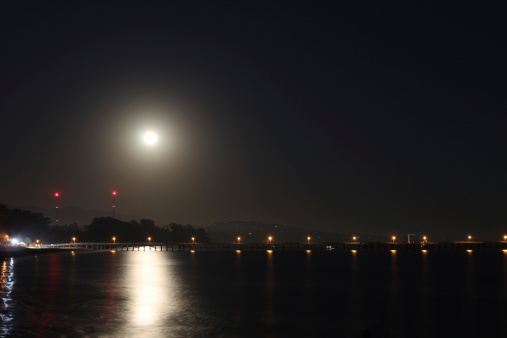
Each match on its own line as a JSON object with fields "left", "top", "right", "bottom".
{"left": 143, "top": 131, "right": 159, "bottom": 145}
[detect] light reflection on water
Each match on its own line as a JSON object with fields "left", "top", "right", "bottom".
{"left": 121, "top": 251, "right": 176, "bottom": 331}
{"left": 0, "top": 258, "right": 14, "bottom": 336}
{"left": 263, "top": 249, "right": 275, "bottom": 326}
{"left": 1, "top": 250, "right": 507, "bottom": 337}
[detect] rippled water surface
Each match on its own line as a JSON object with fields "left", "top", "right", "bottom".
{"left": 1, "top": 249, "right": 507, "bottom": 337}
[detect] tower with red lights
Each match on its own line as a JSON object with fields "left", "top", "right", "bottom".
{"left": 54, "top": 192, "right": 60, "bottom": 223}
{"left": 112, "top": 190, "right": 117, "bottom": 218}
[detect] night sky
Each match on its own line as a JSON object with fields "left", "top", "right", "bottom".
{"left": 1, "top": 1, "right": 506, "bottom": 238}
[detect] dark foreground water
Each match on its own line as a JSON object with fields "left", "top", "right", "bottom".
{"left": 1, "top": 249, "right": 507, "bottom": 337}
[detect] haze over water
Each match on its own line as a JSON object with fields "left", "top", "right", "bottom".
{"left": 1, "top": 250, "right": 506, "bottom": 337}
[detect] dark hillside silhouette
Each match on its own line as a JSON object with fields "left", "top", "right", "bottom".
{"left": 0, "top": 205, "right": 209, "bottom": 244}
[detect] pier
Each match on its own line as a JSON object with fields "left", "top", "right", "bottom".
{"left": 35, "top": 241, "right": 507, "bottom": 252}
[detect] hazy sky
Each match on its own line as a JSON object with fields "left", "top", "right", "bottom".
{"left": 1, "top": 1, "right": 506, "bottom": 237}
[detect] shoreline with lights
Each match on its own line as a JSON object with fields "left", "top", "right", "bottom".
{"left": 3, "top": 240, "right": 507, "bottom": 258}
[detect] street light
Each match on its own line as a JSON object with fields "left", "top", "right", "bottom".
{"left": 113, "top": 236, "right": 116, "bottom": 244}
{"left": 237, "top": 236, "right": 241, "bottom": 244}
{"left": 352, "top": 236, "right": 357, "bottom": 242}
{"left": 307, "top": 236, "right": 311, "bottom": 243}
{"left": 148, "top": 237, "right": 151, "bottom": 245}
{"left": 503, "top": 235, "right": 507, "bottom": 242}
{"left": 268, "top": 236, "right": 273, "bottom": 244}
{"left": 392, "top": 236, "right": 396, "bottom": 243}
{"left": 191, "top": 237, "right": 195, "bottom": 244}
{"left": 423, "top": 236, "right": 427, "bottom": 243}
{"left": 468, "top": 235, "right": 472, "bottom": 241}
{"left": 72, "top": 237, "right": 76, "bottom": 244}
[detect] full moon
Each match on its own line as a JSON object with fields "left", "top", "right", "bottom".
{"left": 143, "top": 131, "right": 158, "bottom": 145}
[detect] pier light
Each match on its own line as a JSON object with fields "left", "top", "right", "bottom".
{"left": 72, "top": 237, "right": 76, "bottom": 243}
{"left": 352, "top": 236, "right": 357, "bottom": 242}
{"left": 191, "top": 237, "right": 195, "bottom": 244}
{"left": 237, "top": 236, "right": 241, "bottom": 243}
{"left": 112, "top": 236, "right": 116, "bottom": 244}
{"left": 423, "top": 236, "right": 427, "bottom": 242}
{"left": 504, "top": 235, "right": 507, "bottom": 242}
{"left": 307, "top": 236, "right": 311, "bottom": 243}
{"left": 268, "top": 236, "right": 273, "bottom": 243}
{"left": 392, "top": 236, "right": 396, "bottom": 243}
{"left": 148, "top": 237, "right": 151, "bottom": 244}
{"left": 468, "top": 235, "right": 472, "bottom": 241}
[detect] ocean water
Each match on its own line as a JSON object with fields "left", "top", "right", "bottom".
{"left": 1, "top": 249, "right": 507, "bottom": 337}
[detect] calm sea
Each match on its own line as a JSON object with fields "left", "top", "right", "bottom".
{"left": 1, "top": 249, "right": 506, "bottom": 337}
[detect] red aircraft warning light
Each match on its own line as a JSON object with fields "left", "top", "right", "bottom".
{"left": 112, "top": 191, "right": 117, "bottom": 196}
{"left": 54, "top": 192, "right": 60, "bottom": 197}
